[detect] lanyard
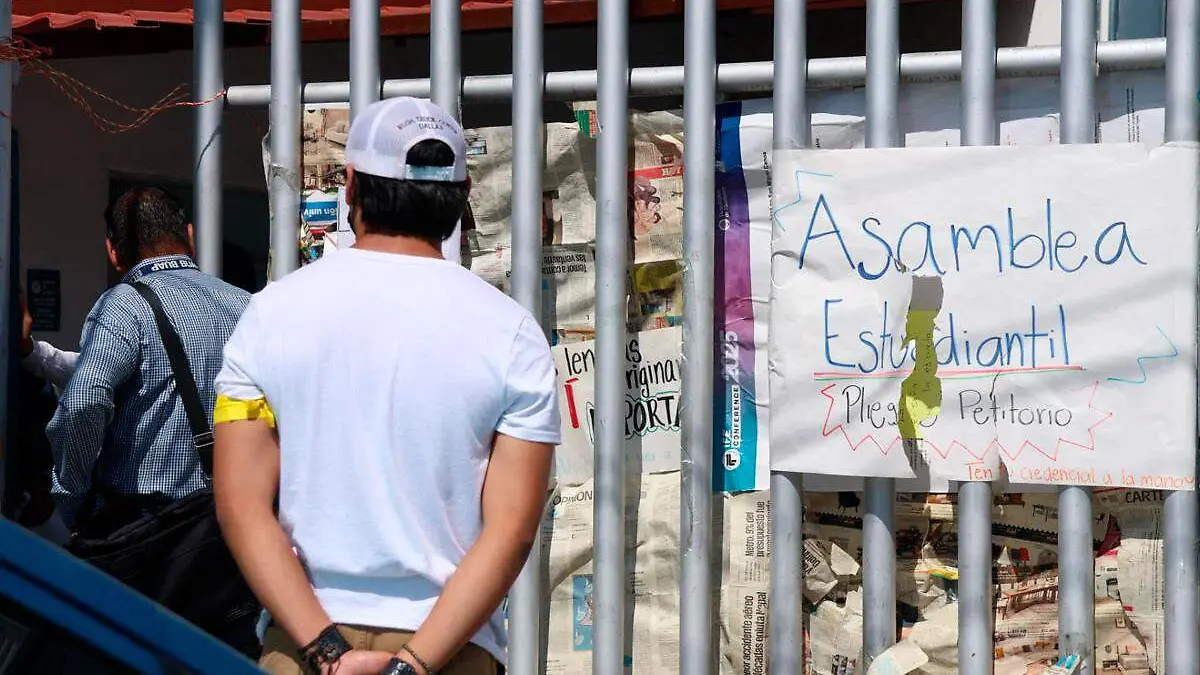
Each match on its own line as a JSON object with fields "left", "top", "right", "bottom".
{"left": 132, "top": 256, "right": 198, "bottom": 279}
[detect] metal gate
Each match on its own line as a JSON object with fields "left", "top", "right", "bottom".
{"left": 195, "top": 1, "right": 1200, "bottom": 674}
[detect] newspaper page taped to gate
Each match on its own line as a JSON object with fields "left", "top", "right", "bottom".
{"left": 472, "top": 244, "right": 597, "bottom": 331}
{"left": 551, "top": 328, "right": 683, "bottom": 485}
{"left": 544, "top": 475, "right": 774, "bottom": 675}
{"left": 464, "top": 123, "right": 595, "bottom": 255}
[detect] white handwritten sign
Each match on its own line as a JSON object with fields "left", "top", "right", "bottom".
{"left": 552, "top": 327, "right": 682, "bottom": 485}
{"left": 769, "top": 144, "right": 1198, "bottom": 489}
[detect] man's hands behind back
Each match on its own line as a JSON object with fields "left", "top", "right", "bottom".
{"left": 321, "top": 650, "right": 396, "bottom": 675}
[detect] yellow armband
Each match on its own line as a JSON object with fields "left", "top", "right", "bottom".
{"left": 214, "top": 394, "right": 277, "bottom": 428}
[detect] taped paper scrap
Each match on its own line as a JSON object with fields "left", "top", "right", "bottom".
{"left": 907, "top": 274, "right": 945, "bottom": 313}
{"left": 1045, "top": 654, "right": 1082, "bottom": 674}
{"left": 996, "top": 656, "right": 1033, "bottom": 675}
{"left": 926, "top": 566, "right": 957, "bottom": 582}
{"left": 865, "top": 640, "right": 929, "bottom": 675}
{"left": 898, "top": 274, "right": 944, "bottom": 441}
{"left": 864, "top": 603, "right": 956, "bottom": 675}
{"left": 809, "top": 589, "right": 865, "bottom": 675}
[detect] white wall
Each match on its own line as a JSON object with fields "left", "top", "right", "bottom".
{"left": 998, "top": 0, "right": 1065, "bottom": 47}
{"left": 999, "top": 0, "right": 1146, "bottom": 47}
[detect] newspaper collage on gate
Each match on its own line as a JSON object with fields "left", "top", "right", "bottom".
{"left": 297, "top": 104, "right": 352, "bottom": 263}
{"left": 284, "top": 69, "right": 1175, "bottom": 674}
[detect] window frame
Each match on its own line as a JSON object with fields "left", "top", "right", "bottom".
{"left": 1108, "top": 0, "right": 1166, "bottom": 40}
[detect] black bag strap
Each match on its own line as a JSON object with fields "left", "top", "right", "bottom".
{"left": 126, "top": 281, "right": 214, "bottom": 476}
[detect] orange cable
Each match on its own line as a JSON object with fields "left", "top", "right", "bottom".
{"left": 0, "top": 36, "right": 226, "bottom": 133}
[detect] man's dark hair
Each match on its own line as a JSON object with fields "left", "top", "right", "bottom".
{"left": 347, "top": 139, "right": 469, "bottom": 243}
{"left": 105, "top": 187, "right": 191, "bottom": 268}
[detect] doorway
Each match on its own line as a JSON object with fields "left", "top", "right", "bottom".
{"left": 106, "top": 175, "right": 270, "bottom": 292}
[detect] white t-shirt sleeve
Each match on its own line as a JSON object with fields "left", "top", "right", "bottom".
{"left": 497, "top": 315, "right": 562, "bottom": 445}
{"left": 215, "top": 297, "right": 266, "bottom": 402}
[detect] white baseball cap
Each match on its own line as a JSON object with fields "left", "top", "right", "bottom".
{"left": 344, "top": 97, "right": 468, "bottom": 183}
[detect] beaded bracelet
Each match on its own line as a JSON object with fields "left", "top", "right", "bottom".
{"left": 400, "top": 644, "right": 437, "bottom": 675}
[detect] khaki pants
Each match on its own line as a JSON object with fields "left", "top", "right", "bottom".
{"left": 260, "top": 625, "right": 499, "bottom": 675}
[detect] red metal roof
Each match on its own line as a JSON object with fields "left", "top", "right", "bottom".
{"left": 13, "top": 0, "right": 888, "bottom": 39}
{"left": 16, "top": 1, "right": 719, "bottom": 33}
{"left": 15, "top": 1, "right": 443, "bottom": 33}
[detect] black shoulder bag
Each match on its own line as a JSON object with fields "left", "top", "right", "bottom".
{"left": 67, "top": 280, "right": 261, "bottom": 659}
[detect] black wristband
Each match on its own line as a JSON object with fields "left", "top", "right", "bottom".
{"left": 379, "top": 656, "right": 419, "bottom": 675}
{"left": 299, "top": 625, "right": 353, "bottom": 671}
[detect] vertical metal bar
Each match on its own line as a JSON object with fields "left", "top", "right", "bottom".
{"left": 680, "top": 0, "right": 716, "bottom": 672}
{"left": 1058, "top": 1, "right": 1096, "bottom": 673}
{"left": 430, "top": 0, "right": 462, "bottom": 263}
{"left": 865, "top": 0, "right": 901, "bottom": 148}
{"left": 861, "top": 480, "right": 896, "bottom": 667}
{"left": 593, "top": 0, "right": 629, "bottom": 672}
{"left": 430, "top": 0, "right": 461, "bottom": 118}
{"left": 194, "top": 0, "right": 223, "bottom": 276}
{"left": 1060, "top": 0, "right": 1097, "bottom": 146}
{"left": 1165, "top": 0, "right": 1200, "bottom": 143}
{"left": 508, "top": 2, "right": 545, "bottom": 674}
{"left": 1057, "top": 488, "right": 1094, "bottom": 671}
{"left": 0, "top": 0, "right": 12, "bottom": 514}
{"left": 1164, "top": 0, "right": 1200, "bottom": 672}
{"left": 862, "top": 0, "right": 899, "bottom": 666}
{"left": 956, "top": 486, "right": 995, "bottom": 672}
{"left": 767, "top": 483, "right": 805, "bottom": 675}
{"left": 961, "top": 0, "right": 996, "bottom": 148}
{"left": 958, "top": 2, "right": 995, "bottom": 674}
{"left": 269, "top": 0, "right": 301, "bottom": 281}
{"left": 769, "top": 0, "right": 807, "bottom": 672}
{"left": 349, "top": 0, "right": 380, "bottom": 119}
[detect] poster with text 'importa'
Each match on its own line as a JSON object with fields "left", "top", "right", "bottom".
{"left": 552, "top": 327, "right": 682, "bottom": 485}
{"left": 768, "top": 143, "right": 1198, "bottom": 488}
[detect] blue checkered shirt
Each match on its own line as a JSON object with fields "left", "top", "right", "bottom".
{"left": 46, "top": 254, "right": 251, "bottom": 523}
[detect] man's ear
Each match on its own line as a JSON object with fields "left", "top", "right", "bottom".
{"left": 344, "top": 167, "right": 360, "bottom": 235}
{"left": 186, "top": 223, "right": 196, "bottom": 256}
{"left": 105, "top": 238, "right": 123, "bottom": 273}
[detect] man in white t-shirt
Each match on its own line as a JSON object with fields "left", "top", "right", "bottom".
{"left": 212, "top": 97, "right": 561, "bottom": 675}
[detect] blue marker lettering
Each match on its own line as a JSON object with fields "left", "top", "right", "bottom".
{"left": 1005, "top": 333, "right": 1025, "bottom": 367}
{"left": 823, "top": 299, "right": 856, "bottom": 369}
{"left": 950, "top": 224, "right": 1002, "bottom": 273}
{"left": 857, "top": 331, "right": 881, "bottom": 373}
{"left": 1095, "top": 221, "right": 1148, "bottom": 266}
{"left": 857, "top": 217, "right": 893, "bottom": 280}
{"left": 1059, "top": 304, "right": 1070, "bottom": 365}
{"left": 975, "top": 336, "right": 1003, "bottom": 367}
{"left": 1053, "top": 231, "right": 1087, "bottom": 272}
{"left": 1023, "top": 305, "right": 1050, "bottom": 368}
{"left": 896, "top": 221, "right": 946, "bottom": 275}
{"left": 1008, "top": 206, "right": 1047, "bottom": 270}
{"left": 799, "top": 194, "right": 855, "bottom": 271}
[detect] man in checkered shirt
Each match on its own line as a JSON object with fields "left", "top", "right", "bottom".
{"left": 46, "top": 187, "right": 250, "bottom": 526}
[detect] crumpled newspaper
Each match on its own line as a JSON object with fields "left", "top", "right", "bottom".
{"left": 865, "top": 603, "right": 956, "bottom": 675}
